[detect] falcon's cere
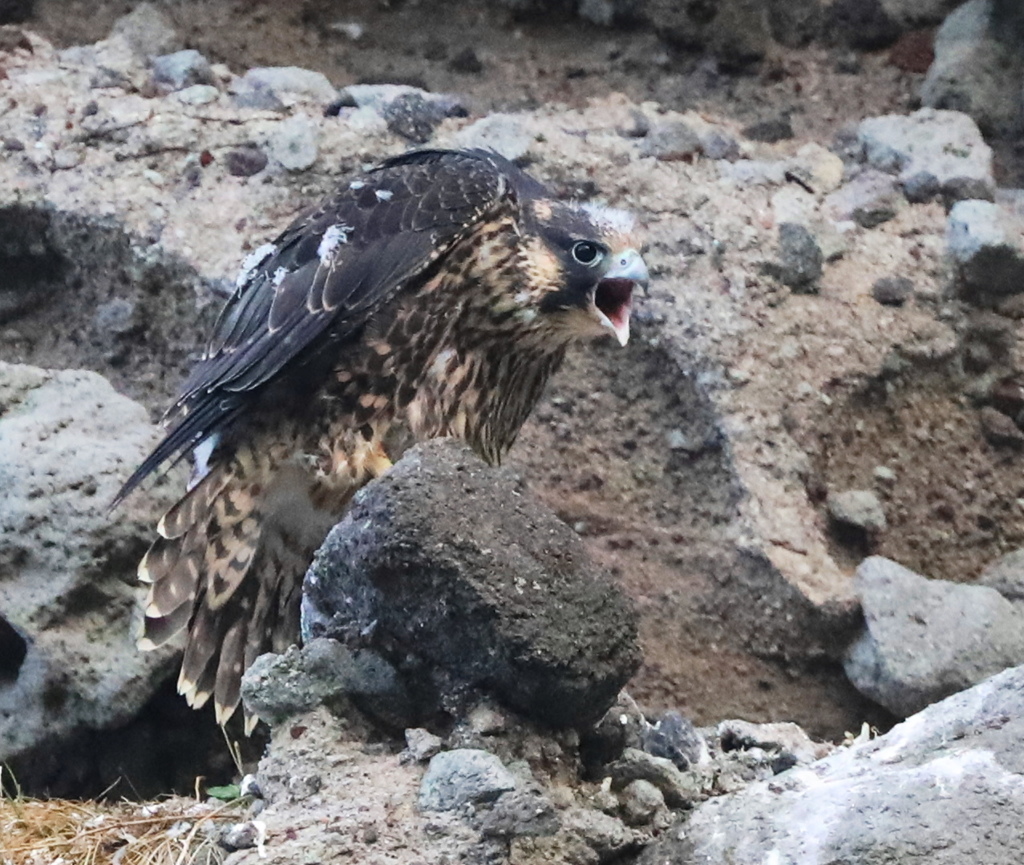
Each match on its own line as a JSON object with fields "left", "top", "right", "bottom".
{"left": 116, "top": 148, "right": 649, "bottom": 729}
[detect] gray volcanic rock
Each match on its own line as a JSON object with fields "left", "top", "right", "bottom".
{"left": 639, "top": 664, "right": 1024, "bottom": 865}
{"left": 858, "top": 108, "right": 996, "bottom": 204}
{"left": 419, "top": 749, "right": 517, "bottom": 812}
{"left": 109, "top": 2, "right": 181, "bottom": 58}
{"left": 0, "top": 362, "right": 179, "bottom": 772}
{"left": 947, "top": 199, "right": 1024, "bottom": 298}
{"left": 921, "top": 0, "right": 1024, "bottom": 136}
{"left": 978, "top": 548, "right": 1024, "bottom": 601}
{"left": 238, "top": 65, "right": 337, "bottom": 106}
{"left": 843, "top": 556, "right": 1024, "bottom": 717}
{"left": 301, "top": 439, "right": 641, "bottom": 728}
{"left": 826, "top": 489, "right": 887, "bottom": 532}
{"left": 766, "top": 222, "right": 823, "bottom": 290}
{"left": 241, "top": 638, "right": 420, "bottom": 729}
{"left": 151, "top": 49, "right": 214, "bottom": 91}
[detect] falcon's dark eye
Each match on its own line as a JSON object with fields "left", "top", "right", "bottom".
{"left": 571, "top": 241, "right": 604, "bottom": 267}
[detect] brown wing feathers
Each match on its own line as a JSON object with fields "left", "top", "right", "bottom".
{"left": 121, "top": 150, "right": 525, "bottom": 727}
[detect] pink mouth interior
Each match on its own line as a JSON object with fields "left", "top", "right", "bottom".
{"left": 595, "top": 278, "right": 634, "bottom": 331}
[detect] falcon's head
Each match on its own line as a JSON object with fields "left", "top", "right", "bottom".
{"left": 516, "top": 197, "right": 649, "bottom": 348}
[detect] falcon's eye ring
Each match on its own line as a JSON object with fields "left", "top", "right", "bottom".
{"left": 571, "top": 241, "right": 604, "bottom": 267}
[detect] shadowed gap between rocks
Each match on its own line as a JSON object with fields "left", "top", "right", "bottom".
{"left": 0, "top": 616, "right": 27, "bottom": 685}
{"left": 0, "top": 206, "right": 248, "bottom": 800}
{"left": 0, "top": 203, "right": 219, "bottom": 414}
{"left": 2, "top": 678, "right": 262, "bottom": 800}
{"left": 0, "top": 205, "right": 69, "bottom": 321}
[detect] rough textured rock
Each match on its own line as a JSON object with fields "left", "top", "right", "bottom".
{"left": 920, "top": 0, "right": 1024, "bottom": 136}
{"left": 826, "top": 489, "right": 887, "bottom": 532}
{"left": 638, "top": 0, "right": 773, "bottom": 67}
{"left": 150, "top": 49, "right": 213, "bottom": 91}
{"left": 0, "top": 362, "right": 179, "bottom": 773}
{"left": 824, "top": 169, "right": 902, "bottom": 228}
{"left": 605, "top": 747, "right": 704, "bottom": 808}
{"left": 640, "top": 711, "right": 709, "bottom": 770}
{"left": 978, "top": 548, "right": 1024, "bottom": 601}
{"left": 241, "top": 638, "right": 419, "bottom": 729}
{"left": 871, "top": 275, "right": 913, "bottom": 305}
{"left": 478, "top": 790, "right": 561, "bottom": 838}
{"left": 764, "top": 222, "right": 823, "bottom": 290}
{"left": 639, "top": 664, "right": 1024, "bottom": 865}
{"left": 450, "top": 112, "right": 535, "bottom": 161}
{"left": 843, "top": 556, "right": 1024, "bottom": 717}
{"left": 879, "top": 0, "right": 961, "bottom": 27}
{"left": 978, "top": 404, "right": 1024, "bottom": 447}
{"left": 263, "top": 114, "right": 319, "bottom": 171}
{"left": 620, "top": 778, "right": 667, "bottom": 825}
{"left": 858, "top": 108, "right": 996, "bottom": 204}
{"left": 302, "top": 440, "right": 641, "bottom": 728}
{"left": 640, "top": 120, "right": 702, "bottom": 161}
{"left": 419, "top": 749, "right": 518, "bottom": 812}
{"left": 947, "top": 199, "right": 1024, "bottom": 298}
{"left": 716, "top": 719, "right": 832, "bottom": 766}
{"left": 767, "top": 0, "right": 822, "bottom": 48}
{"left": 405, "top": 727, "right": 444, "bottom": 763}
{"left": 237, "top": 65, "right": 337, "bottom": 106}
{"left": 108, "top": 2, "right": 181, "bottom": 58}
{"left": 241, "top": 707, "right": 481, "bottom": 863}
{"left": 742, "top": 115, "right": 794, "bottom": 143}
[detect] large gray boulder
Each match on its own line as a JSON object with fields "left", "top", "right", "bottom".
{"left": 843, "top": 556, "right": 1024, "bottom": 717}
{"left": 639, "top": 664, "right": 1024, "bottom": 865}
{"left": 921, "top": 0, "right": 1024, "bottom": 136}
{"left": 301, "top": 439, "right": 642, "bottom": 728}
{"left": 0, "top": 362, "right": 180, "bottom": 774}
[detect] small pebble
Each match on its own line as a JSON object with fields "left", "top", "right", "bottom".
{"left": 405, "top": 727, "right": 443, "bottom": 762}
{"left": 641, "top": 120, "right": 702, "bottom": 162}
{"left": 872, "top": 276, "right": 913, "bottom": 306}
{"left": 176, "top": 84, "right": 219, "bottom": 105}
{"left": 225, "top": 146, "right": 268, "bottom": 177}
{"left": 382, "top": 92, "right": 447, "bottom": 144}
{"left": 620, "top": 779, "right": 665, "bottom": 826}
{"left": 979, "top": 406, "right": 1024, "bottom": 448}
{"left": 742, "top": 116, "right": 794, "bottom": 143}
{"left": 468, "top": 704, "right": 507, "bottom": 735}
{"left": 267, "top": 116, "right": 318, "bottom": 171}
{"left": 221, "top": 821, "right": 260, "bottom": 851}
{"left": 873, "top": 466, "right": 897, "bottom": 485}
{"left": 827, "top": 489, "right": 887, "bottom": 532}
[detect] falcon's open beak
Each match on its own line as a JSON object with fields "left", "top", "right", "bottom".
{"left": 594, "top": 248, "right": 649, "bottom": 347}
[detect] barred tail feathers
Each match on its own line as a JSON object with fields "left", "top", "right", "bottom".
{"left": 138, "top": 452, "right": 342, "bottom": 728}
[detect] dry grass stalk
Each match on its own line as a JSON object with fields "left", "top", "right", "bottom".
{"left": 0, "top": 791, "right": 243, "bottom": 865}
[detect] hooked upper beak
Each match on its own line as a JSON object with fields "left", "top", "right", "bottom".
{"left": 594, "top": 248, "right": 649, "bottom": 346}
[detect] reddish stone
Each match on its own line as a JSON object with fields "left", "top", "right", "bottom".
{"left": 889, "top": 29, "right": 935, "bottom": 74}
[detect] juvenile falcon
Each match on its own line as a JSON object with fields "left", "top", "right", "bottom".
{"left": 116, "top": 148, "right": 649, "bottom": 729}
